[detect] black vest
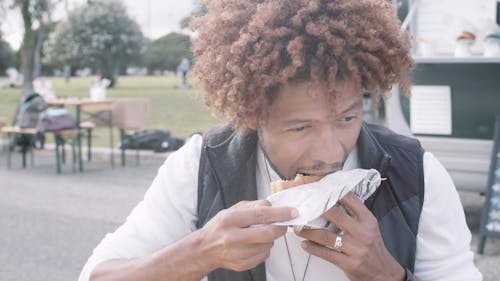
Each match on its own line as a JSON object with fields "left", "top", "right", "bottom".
{"left": 196, "top": 123, "right": 425, "bottom": 281}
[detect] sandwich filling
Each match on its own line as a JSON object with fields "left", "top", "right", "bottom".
{"left": 271, "top": 174, "right": 323, "bottom": 193}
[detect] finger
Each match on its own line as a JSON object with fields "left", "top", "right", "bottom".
{"left": 339, "top": 192, "right": 373, "bottom": 221}
{"left": 241, "top": 225, "right": 287, "bottom": 243}
{"left": 232, "top": 199, "right": 271, "bottom": 209}
{"left": 255, "top": 200, "right": 271, "bottom": 207}
{"left": 294, "top": 229, "right": 363, "bottom": 257}
{"left": 321, "top": 206, "right": 365, "bottom": 238}
{"left": 226, "top": 206, "right": 298, "bottom": 227}
{"left": 301, "top": 240, "right": 350, "bottom": 269}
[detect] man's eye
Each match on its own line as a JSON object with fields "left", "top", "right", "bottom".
{"left": 290, "top": 126, "right": 309, "bottom": 132}
{"left": 344, "top": 116, "right": 356, "bottom": 122}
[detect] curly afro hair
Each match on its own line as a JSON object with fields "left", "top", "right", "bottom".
{"left": 192, "top": 0, "right": 414, "bottom": 128}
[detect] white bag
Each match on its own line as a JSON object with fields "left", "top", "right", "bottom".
{"left": 267, "top": 169, "right": 382, "bottom": 229}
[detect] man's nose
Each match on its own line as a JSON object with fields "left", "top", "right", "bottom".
{"left": 309, "top": 127, "right": 346, "bottom": 165}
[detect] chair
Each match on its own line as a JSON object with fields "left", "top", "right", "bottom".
{"left": 1, "top": 126, "right": 37, "bottom": 168}
{"left": 111, "top": 98, "right": 151, "bottom": 166}
{"left": 77, "top": 98, "right": 150, "bottom": 166}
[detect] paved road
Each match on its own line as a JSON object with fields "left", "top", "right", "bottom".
{"left": 0, "top": 150, "right": 499, "bottom": 280}
{"left": 0, "top": 151, "right": 164, "bottom": 281}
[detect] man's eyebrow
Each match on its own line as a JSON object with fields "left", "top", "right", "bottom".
{"left": 280, "top": 100, "right": 362, "bottom": 125}
{"left": 339, "top": 100, "right": 363, "bottom": 115}
{"left": 281, "top": 118, "right": 315, "bottom": 125}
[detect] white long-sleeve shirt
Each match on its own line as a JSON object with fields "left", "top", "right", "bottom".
{"left": 79, "top": 134, "right": 482, "bottom": 281}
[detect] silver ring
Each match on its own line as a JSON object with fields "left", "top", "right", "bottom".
{"left": 332, "top": 234, "right": 343, "bottom": 251}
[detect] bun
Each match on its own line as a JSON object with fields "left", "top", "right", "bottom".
{"left": 457, "top": 31, "right": 476, "bottom": 41}
{"left": 271, "top": 174, "right": 323, "bottom": 193}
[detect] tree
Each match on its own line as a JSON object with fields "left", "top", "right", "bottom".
{"left": 44, "top": 0, "right": 144, "bottom": 87}
{"left": 0, "top": 36, "right": 15, "bottom": 75}
{"left": 180, "top": 0, "right": 207, "bottom": 29}
{"left": 33, "top": 21, "right": 57, "bottom": 77}
{"left": 1, "top": 0, "right": 58, "bottom": 96}
{"left": 144, "top": 32, "right": 192, "bottom": 74}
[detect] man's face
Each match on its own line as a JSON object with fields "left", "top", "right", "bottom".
{"left": 258, "top": 80, "right": 363, "bottom": 180}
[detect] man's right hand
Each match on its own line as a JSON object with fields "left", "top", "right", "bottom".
{"left": 198, "top": 200, "right": 298, "bottom": 272}
{"left": 89, "top": 200, "right": 297, "bottom": 281}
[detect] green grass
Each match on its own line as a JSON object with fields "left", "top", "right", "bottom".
{"left": 0, "top": 76, "right": 220, "bottom": 146}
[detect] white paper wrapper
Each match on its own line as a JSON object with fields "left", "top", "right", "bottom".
{"left": 267, "top": 169, "right": 381, "bottom": 228}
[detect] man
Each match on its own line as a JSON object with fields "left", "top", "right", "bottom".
{"left": 178, "top": 57, "right": 191, "bottom": 87}
{"left": 79, "top": 0, "right": 482, "bottom": 280}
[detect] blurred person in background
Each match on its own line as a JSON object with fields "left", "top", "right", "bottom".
{"left": 178, "top": 57, "right": 191, "bottom": 87}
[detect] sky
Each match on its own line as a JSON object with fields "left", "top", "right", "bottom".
{"left": 1, "top": 0, "right": 195, "bottom": 50}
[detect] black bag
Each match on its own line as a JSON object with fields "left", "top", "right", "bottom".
{"left": 153, "top": 137, "right": 185, "bottom": 152}
{"left": 37, "top": 114, "right": 78, "bottom": 133}
{"left": 120, "top": 129, "right": 185, "bottom": 152}
{"left": 12, "top": 134, "right": 35, "bottom": 151}
{"left": 120, "top": 129, "right": 171, "bottom": 151}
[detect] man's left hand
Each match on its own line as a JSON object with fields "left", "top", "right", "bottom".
{"left": 294, "top": 192, "right": 406, "bottom": 281}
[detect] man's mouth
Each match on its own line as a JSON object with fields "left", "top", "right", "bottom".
{"left": 297, "top": 170, "right": 340, "bottom": 177}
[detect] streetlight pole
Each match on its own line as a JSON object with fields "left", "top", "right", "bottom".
{"left": 147, "top": 0, "right": 151, "bottom": 38}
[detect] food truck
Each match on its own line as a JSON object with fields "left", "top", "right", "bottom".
{"left": 382, "top": 0, "right": 500, "bottom": 192}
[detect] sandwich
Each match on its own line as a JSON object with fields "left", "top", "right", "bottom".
{"left": 457, "top": 31, "right": 476, "bottom": 41}
{"left": 271, "top": 174, "right": 323, "bottom": 193}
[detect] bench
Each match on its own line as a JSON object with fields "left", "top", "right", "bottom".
{"left": 1, "top": 126, "right": 38, "bottom": 168}
{"left": 1, "top": 126, "right": 79, "bottom": 173}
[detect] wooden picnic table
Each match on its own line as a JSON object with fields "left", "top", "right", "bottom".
{"left": 46, "top": 98, "right": 116, "bottom": 172}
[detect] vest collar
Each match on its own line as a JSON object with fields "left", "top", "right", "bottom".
{"left": 357, "top": 123, "right": 392, "bottom": 177}
{"left": 204, "top": 128, "right": 259, "bottom": 208}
